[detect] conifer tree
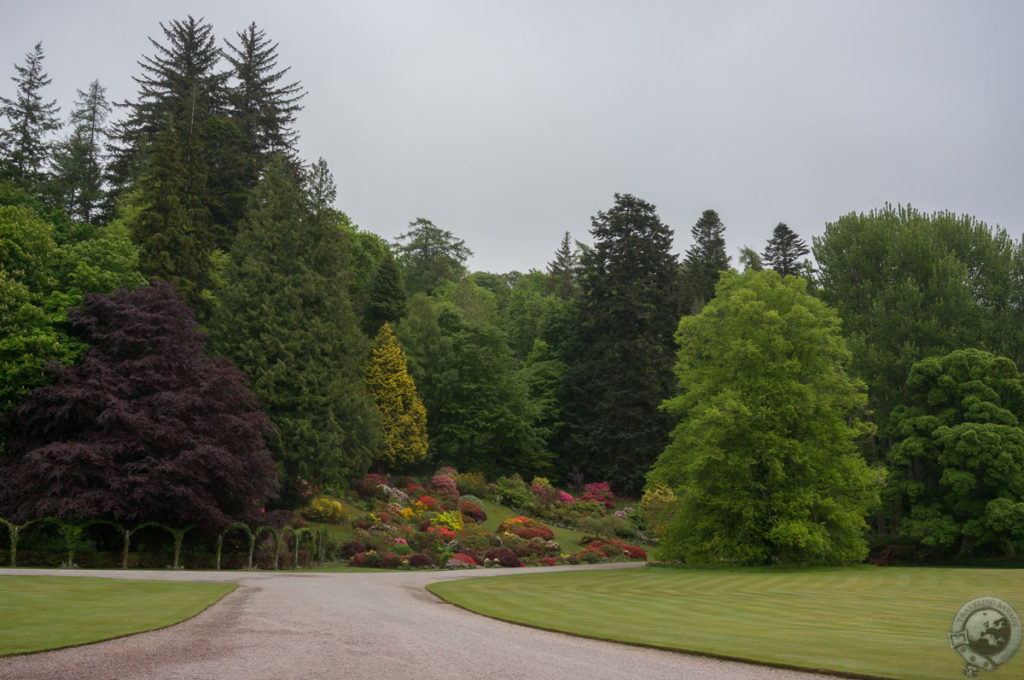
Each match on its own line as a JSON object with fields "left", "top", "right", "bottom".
{"left": 0, "top": 42, "right": 61, "bottom": 188}
{"left": 223, "top": 22, "right": 305, "bottom": 163}
{"left": 762, "top": 222, "right": 809, "bottom": 277}
{"left": 50, "top": 80, "right": 111, "bottom": 224}
{"left": 560, "top": 193, "right": 681, "bottom": 493}
{"left": 208, "top": 156, "right": 382, "bottom": 502}
{"left": 393, "top": 218, "right": 472, "bottom": 296}
{"left": 681, "top": 209, "right": 730, "bottom": 313}
{"left": 364, "top": 323, "right": 428, "bottom": 470}
{"left": 364, "top": 252, "right": 407, "bottom": 336}
{"left": 546, "top": 231, "right": 579, "bottom": 300}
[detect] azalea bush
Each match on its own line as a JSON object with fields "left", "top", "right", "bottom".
{"left": 302, "top": 495, "right": 346, "bottom": 524}
{"left": 458, "top": 496, "right": 487, "bottom": 523}
{"left": 580, "top": 482, "right": 615, "bottom": 509}
{"left": 497, "top": 516, "right": 554, "bottom": 541}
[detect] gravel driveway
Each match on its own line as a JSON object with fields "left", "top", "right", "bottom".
{"left": 0, "top": 564, "right": 836, "bottom": 680}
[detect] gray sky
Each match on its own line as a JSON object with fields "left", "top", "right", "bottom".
{"left": 4, "top": 1, "right": 1023, "bottom": 274}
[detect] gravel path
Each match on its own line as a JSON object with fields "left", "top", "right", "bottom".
{"left": 0, "top": 564, "right": 838, "bottom": 680}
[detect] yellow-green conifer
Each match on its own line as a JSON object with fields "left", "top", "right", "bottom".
{"left": 365, "top": 323, "right": 428, "bottom": 468}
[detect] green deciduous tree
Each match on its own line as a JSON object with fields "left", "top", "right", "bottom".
{"left": 560, "top": 193, "right": 681, "bottom": 493}
{"left": 649, "top": 270, "right": 880, "bottom": 565}
{"left": 365, "top": 323, "right": 428, "bottom": 470}
{"left": 761, "top": 222, "right": 809, "bottom": 277}
{"left": 813, "top": 205, "right": 1024, "bottom": 462}
{"left": 681, "top": 208, "right": 730, "bottom": 313}
{"left": 889, "top": 349, "right": 1024, "bottom": 558}
{"left": 0, "top": 42, "right": 61, "bottom": 188}
{"left": 208, "top": 157, "right": 381, "bottom": 502}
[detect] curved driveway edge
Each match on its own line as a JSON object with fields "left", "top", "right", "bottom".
{"left": 0, "top": 564, "right": 836, "bottom": 680}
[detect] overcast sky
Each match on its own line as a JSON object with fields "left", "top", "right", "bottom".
{"left": 4, "top": 1, "right": 1022, "bottom": 274}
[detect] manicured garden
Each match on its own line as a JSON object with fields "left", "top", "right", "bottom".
{"left": 428, "top": 565, "right": 1024, "bottom": 680}
{"left": 0, "top": 576, "right": 235, "bottom": 656}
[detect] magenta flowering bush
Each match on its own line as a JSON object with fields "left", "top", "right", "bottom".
{"left": 580, "top": 482, "right": 615, "bottom": 508}
{"left": 429, "top": 474, "right": 458, "bottom": 497}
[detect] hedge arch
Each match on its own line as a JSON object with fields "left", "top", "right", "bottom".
{"left": 217, "top": 522, "right": 255, "bottom": 570}
{"left": 292, "top": 527, "right": 316, "bottom": 568}
{"left": 254, "top": 525, "right": 282, "bottom": 569}
{"left": 121, "top": 522, "right": 193, "bottom": 569}
{"left": 0, "top": 517, "right": 30, "bottom": 567}
{"left": 61, "top": 519, "right": 122, "bottom": 568}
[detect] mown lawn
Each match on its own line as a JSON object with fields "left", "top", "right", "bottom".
{"left": 428, "top": 565, "right": 1024, "bottom": 680}
{"left": 0, "top": 576, "right": 235, "bottom": 656}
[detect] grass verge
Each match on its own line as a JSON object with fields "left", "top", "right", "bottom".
{"left": 427, "top": 565, "right": 1024, "bottom": 680}
{"left": 0, "top": 575, "right": 235, "bottom": 656}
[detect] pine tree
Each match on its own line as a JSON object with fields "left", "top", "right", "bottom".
{"left": 393, "top": 218, "right": 472, "bottom": 296}
{"left": 208, "top": 156, "right": 382, "bottom": 502}
{"left": 364, "top": 323, "right": 428, "bottom": 470}
{"left": 0, "top": 42, "right": 61, "bottom": 188}
{"left": 560, "top": 193, "right": 681, "bottom": 493}
{"left": 50, "top": 80, "right": 111, "bottom": 224}
{"left": 223, "top": 22, "right": 305, "bottom": 162}
{"left": 681, "top": 209, "right": 730, "bottom": 313}
{"left": 762, "top": 222, "right": 809, "bottom": 277}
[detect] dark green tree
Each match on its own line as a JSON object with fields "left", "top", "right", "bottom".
{"left": 0, "top": 42, "right": 61, "bottom": 188}
{"left": 546, "top": 231, "right": 579, "bottom": 300}
{"left": 393, "top": 218, "right": 471, "bottom": 296}
{"left": 50, "top": 80, "right": 111, "bottom": 224}
{"left": 889, "top": 349, "right": 1024, "bottom": 558}
{"left": 762, "top": 222, "right": 809, "bottom": 277}
{"left": 208, "top": 157, "right": 382, "bottom": 502}
{"left": 223, "top": 22, "right": 305, "bottom": 162}
{"left": 649, "top": 270, "right": 879, "bottom": 565}
{"left": 738, "top": 245, "right": 763, "bottom": 271}
{"left": 680, "top": 208, "right": 730, "bottom": 313}
{"left": 560, "top": 193, "right": 681, "bottom": 493}
{"left": 364, "top": 251, "right": 407, "bottom": 336}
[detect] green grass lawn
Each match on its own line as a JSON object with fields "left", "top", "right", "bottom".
{"left": 0, "top": 576, "right": 235, "bottom": 656}
{"left": 428, "top": 565, "right": 1024, "bottom": 680}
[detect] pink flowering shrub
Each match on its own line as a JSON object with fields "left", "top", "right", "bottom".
{"left": 557, "top": 490, "right": 575, "bottom": 504}
{"left": 459, "top": 497, "right": 487, "bottom": 523}
{"left": 356, "top": 473, "right": 390, "bottom": 499}
{"left": 435, "top": 466, "right": 459, "bottom": 478}
{"left": 580, "top": 482, "right": 615, "bottom": 508}
{"left": 446, "top": 553, "right": 478, "bottom": 568}
{"left": 429, "top": 474, "right": 458, "bottom": 497}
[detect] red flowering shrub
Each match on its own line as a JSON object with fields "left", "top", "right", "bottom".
{"left": 497, "top": 516, "right": 554, "bottom": 541}
{"left": 539, "top": 557, "right": 559, "bottom": 566}
{"left": 356, "top": 473, "right": 390, "bottom": 499}
{"left": 406, "top": 482, "right": 427, "bottom": 497}
{"left": 459, "top": 498, "right": 487, "bottom": 523}
{"left": 580, "top": 482, "right": 615, "bottom": 508}
{"left": 455, "top": 548, "right": 481, "bottom": 565}
{"left": 576, "top": 538, "right": 646, "bottom": 561}
{"left": 417, "top": 495, "right": 437, "bottom": 510}
{"left": 485, "top": 547, "right": 524, "bottom": 567}
{"left": 407, "top": 553, "right": 436, "bottom": 568}
{"left": 446, "top": 553, "right": 478, "bottom": 568}
{"left": 451, "top": 552, "right": 479, "bottom": 566}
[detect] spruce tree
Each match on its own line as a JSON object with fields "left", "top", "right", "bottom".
{"left": 393, "top": 218, "right": 472, "bottom": 296}
{"left": 546, "top": 231, "right": 579, "bottom": 300}
{"left": 681, "top": 209, "right": 730, "bottom": 313}
{"left": 762, "top": 222, "right": 809, "bottom": 277}
{"left": 0, "top": 42, "right": 61, "bottom": 188}
{"left": 560, "top": 193, "right": 681, "bottom": 493}
{"left": 208, "top": 156, "right": 382, "bottom": 502}
{"left": 364, "top": 323, "right": 428, "bottom": 470}
{"left": 364, "top": 252, "right": 407, "bottom": 336}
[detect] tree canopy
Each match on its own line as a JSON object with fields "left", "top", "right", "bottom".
{"left": 649, "top": 270, "right": 880, "bottom": 565}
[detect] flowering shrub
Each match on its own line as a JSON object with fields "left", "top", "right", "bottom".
{"left": 406, "top": 482, "right": 427, "bottom": 497}
{"left": 458, "top": 497, "right": 487, "bottom": 523}
{"left": 431, "top": 509, "right": 464, "bottom": 532}
{"left": 454, "top": 548, "right": 482, "bottom": 565}
{"left": 302, "top": 495, "right": 346, "bottom": 523}
{"left": 455, "top": 471, "right": 489, "bottom": 497}
{"left": 497, "top": 516, "right": 554, "bottom": 541}
{"left": 576, "top": 538, "right": 647, "bottom": 561}
{"left": 539, "top": 557, "right": 559, "bottom": 566}
{"left": 356, "top": 473, "right": 390, "bottom": 499}
{"left": 580, "top": 482, "right": 615, "bottom": 508}
{"left": 429, "top": 474, "right": 458, "bottom": 497}
{"left": 435, "top": 466, "right": 459, "bottom": 478}
{"left": 340, "top": 541, "right": 366, "bottom": 558}
{"left": 407, "top": 552, "right": 435, "bottom": 568}
{"left": 417, "top": 495, "right": 437, "bottom": 511}
{"left": 557, "top": 490, "right": 575, "bottom": 504}
{"left": 530, "top": 477, "right": 559, "bottom": 505}
{"left": 446, "top": 554, "right": 477, "bottom": 568}
{"left": 427, "top": 525, "right": 456, "bottom": 542}
{"left": 484, "top": 547, "right": 524, "bottom": 567}
{"left": 296, "top": 474, "right": 319, "bottom": 498}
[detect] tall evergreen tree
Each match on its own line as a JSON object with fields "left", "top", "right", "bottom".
{"left": 546, "top": 231, "right": 579, "bottom": 300}
{"left": 560, "top": 193, "right": 681, "bottom": 493}
{"left": 364, "top": 323, "right": 428, "bottom": 470}
{"left": 364, "top": 252, "right": 407, "bottom": 336}
{"left": 208, "top": 157, "right": 382, "bottom": 503}
{"left": 223, "top": 22, "right": 305, "bottom": 162}
{"left": 50, "top": 80, "right": 111, "bottom": 224}
{"left": 681, "top": 209, "right": 730, "bottom": 313}
{"left": 762, "top": 222, "right": 809, "bottom": 277}
{"left": 393, "top": 218, "right": 471, "bottom": 296}
{"left": 0, "top": 42, "right": 61, "bottom": 188}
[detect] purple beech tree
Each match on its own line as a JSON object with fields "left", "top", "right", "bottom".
{"left": 0, "top": 282, "right": 278, "bottom": 533}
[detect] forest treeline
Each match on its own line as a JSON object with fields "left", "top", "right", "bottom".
{"left": 2, "top": 17, "right": 1023, "bottom": 564}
